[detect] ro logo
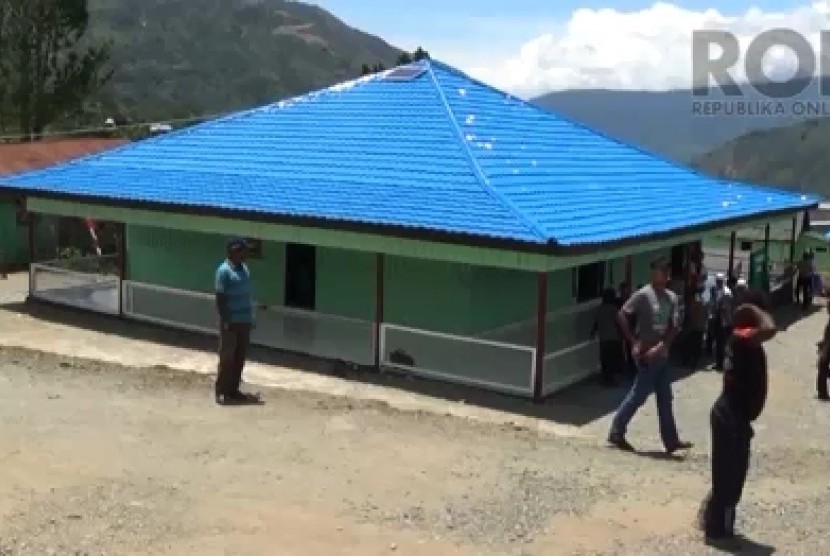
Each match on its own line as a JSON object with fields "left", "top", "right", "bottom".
{"left": 692, "top": 29, "right": 830, "bottom": 98}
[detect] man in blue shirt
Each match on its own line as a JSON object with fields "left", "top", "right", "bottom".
{"left": 214, "top": 238, "right": 257, "bottom": 405}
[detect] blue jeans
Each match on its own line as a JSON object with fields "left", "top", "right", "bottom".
{"left": 609, "top": 357, "right": 680, "bottom": 449}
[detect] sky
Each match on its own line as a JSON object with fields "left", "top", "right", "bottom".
{"left": 314, "top": 1, "right": 830, "bottom": 97}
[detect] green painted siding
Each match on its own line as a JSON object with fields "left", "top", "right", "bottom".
{"left": 316, "top": 248, "right": 375, "bottom": 320}
{"left": 126, "top": 225, "right": 378, "bottom": 318}
{"left": 127, "top": 225, "right": 286, "bottom": 304}
{"left": 469, "top": 267, "right": 535, "bottom": 333}
{"left": 125, "top": 224, "right": 678, "bottom": 339}
{"left": 0, "top": 201, "right": 26, "bottom": 265}
{"left": 0, "top": 203, "right": 59, "bottom": 266}
{"left": 383, "top": 256, "right": 474, "bottom": 334}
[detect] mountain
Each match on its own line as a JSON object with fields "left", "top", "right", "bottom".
{"left": 693, "top": 117, "right": 830, "bottom": 197}
{"left": 84, "top": 0, "right": 402, "bottom": 124}
{"left": 533, "top": 79, "right": 824, "bottom": 162}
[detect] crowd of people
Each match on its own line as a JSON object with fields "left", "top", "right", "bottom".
{"left": 592, "top": 271, "right": 748, "bottom": 388}
{"left": 591, "top": 254, "right": 777, "bottom": 545}
{"left": 589, "top": 246, "right": 830, "bottom": 545}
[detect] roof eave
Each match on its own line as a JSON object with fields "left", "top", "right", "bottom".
{"left": 3, "top": 187, "right": 816, "bottom": 259}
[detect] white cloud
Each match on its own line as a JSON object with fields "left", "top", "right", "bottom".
{"left": 460, "top": 2, "right": 830, "bottom": 97}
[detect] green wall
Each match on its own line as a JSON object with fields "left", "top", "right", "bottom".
{"left": 0, "top": 201, "right": 26, "bottom": 266}
{"left": 383, "top": 255, "right": 474, "bottom": 334}
{"left": 0, "top": 202, "right": 59, "bottom": 266}
{"left": 126, "top": 225, "right": 376, "bottom": 315}
{"left": 125, "top": 225, "right": 684, "bottom": 338}
{"left": 316, "top": 248, "right": 375, "bottom": 320}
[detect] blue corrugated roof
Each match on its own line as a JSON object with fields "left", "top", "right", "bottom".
{"left": 0, "top": 59, "right": 819, "bottom": 247}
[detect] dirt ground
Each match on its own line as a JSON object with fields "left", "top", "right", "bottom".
{"left": 2, "top": 283, "right": 830, "bottom": 554}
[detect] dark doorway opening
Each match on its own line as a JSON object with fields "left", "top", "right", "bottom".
{"left": 284, "top": 243, "right": 316, "bottom": 310}
{"left": 576, "top": 261, "right": 606, "bottom": 303}
{"left": 670, "top": 244, "right": 686, "bottom": 280}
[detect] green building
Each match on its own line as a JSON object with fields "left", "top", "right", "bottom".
{"left": 0, "top": 61, "right": 818, "bottom": 399}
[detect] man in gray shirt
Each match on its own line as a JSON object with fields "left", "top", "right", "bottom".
{"left": 608, "top": 256, "right": 694, "bottom": 454}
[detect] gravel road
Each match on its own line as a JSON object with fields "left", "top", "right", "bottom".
{"left": 1, "top": 308, "right": 830, "bottom": 556}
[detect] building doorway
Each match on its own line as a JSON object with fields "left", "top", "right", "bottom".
{"left": 284, "top": 243, "right": 316, "bottom": 310}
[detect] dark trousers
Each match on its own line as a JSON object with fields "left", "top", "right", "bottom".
{"left": 796, "top": 276, "right": 813, "bottom": 308}
{"left": 707, "top": 319, "right": 731, "bottom": 369}
{"left": 818, "top": 353, "right": 830, "bottom": 399}
{"left": 599, "top": 340, "right": 623, "bottom": 381}
{"left": 705, "top": 318, "right": 716, "bottom": 356}
{"left": 702, "top": 402, "right": 753, "bottom": 538}
{"left": 216, "top": 322, "right": 252, "bottom": 397}
{"left": 683, "top": 329, "right": 704, "bottom": 367}
{"left": 609, "top": 358, "right": 680, "bottom": 450}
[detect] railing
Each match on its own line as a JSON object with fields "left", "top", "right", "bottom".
{"left": 45, "top": 254, "right": 120, "bottom": 275}
{"left": 476, "top": 301, "right": 602, "bottom": 396}
{"left": 121, "top": 281, "right": 375, "bottom": 365}
{"left": 542, "top": 302, "right": 599, "bottom": 396}
{"left": 29, "top": 256, "right": 120, "bottom": 315}
{"left": 379, "top": 323, "right": 536, "bottom": 397}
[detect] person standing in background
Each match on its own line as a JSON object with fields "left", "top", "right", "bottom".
{"left": 685, "top": 289, "right": 708, "bottom": 368}
{"left": 707, "top": 273, "right": 734, "bottom": 371}
{"left": 796, "top": 252, "right": 813, "bottom": 309}
{"left": 592, "top": 288, "right": 624, "bottom": 388}
{"left": 816, "top": 302, "right": 830, "bottom": 401}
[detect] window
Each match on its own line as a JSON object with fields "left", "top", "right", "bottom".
{"left": 284, "top": 243, "right": 316, "bottom": 310}
{"left": 576, "top": 261, "right": 606, "bottom": 303}
{"left": 815, "top": 247, "right": 827, "bottom": 253}
{"left": 740, "top": 241, "right": 753, "bottom": 251}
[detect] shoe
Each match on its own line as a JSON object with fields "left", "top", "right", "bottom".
{"left": 229, "top": 391, "right": 261, "bottom": 404}
{"left": 608, "top": 434, "right": 635, "bottom": 452}
{"left": 666, "top": 440, "right": 694, "bottom": 454}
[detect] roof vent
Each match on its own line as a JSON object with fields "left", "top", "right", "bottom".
{"left": 383, "top": 62, "right": 428, "bottom": 82}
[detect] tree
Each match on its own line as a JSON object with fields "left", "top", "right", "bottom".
{"left": 412, "top": 47, "right": 429, "bottom": 61}
{"left": 361, "top": 47, "right": 431, "bottom": 77}
{"left": 0, "top": 0, "right": 111, "bottom": 138}
{"left": 396, "top": 52, "right": 412, "bottom": 65}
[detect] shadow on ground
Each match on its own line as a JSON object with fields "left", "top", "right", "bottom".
{"left": 0, "top": 297, "right": 821, "bottom": 428}
{"left": 774, "top": 301, "right": 822, "bottom": 332}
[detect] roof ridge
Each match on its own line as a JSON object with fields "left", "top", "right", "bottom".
{"left": 423, "top": 62, "right": 549, "bottom": 242}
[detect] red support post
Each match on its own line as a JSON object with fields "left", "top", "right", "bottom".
{"left": 27, "top": 211, "right": 35, "bottom": 296}
{"left": 533, "top": 272, "right": 548, "bottom": 401}
{"left": 374, "top": 253, "right": 385, "bottom": 368}
{"left": 118, "top": 223, "right": 127, "bottom": 317}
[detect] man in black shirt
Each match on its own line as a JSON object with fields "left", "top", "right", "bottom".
{"left": 816, "top": 302, "right": 830, "bottom": 401}
{"left": 699, "top": 290, "right": 776, "bottom": 542}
